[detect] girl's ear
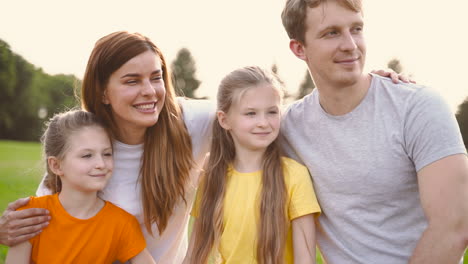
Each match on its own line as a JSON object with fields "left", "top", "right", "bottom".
{"left": 217, "top": 110, "right": 231, "bottom": 130}
{"left": 48, "top": 156, "right": 64, "bottom": 176}
{"left": 102, "top": 90, "right": 110, "bottom": 105}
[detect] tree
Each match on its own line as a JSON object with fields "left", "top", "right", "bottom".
{"left": 387, "top": 58, "right": 403, "bottom": 74}
{"left": 0, "top": 38, "right": 79, "bottom": 141}
{"left": 296, "top": 70, "right": 315, "bottom": 100}
{"left": 456, "top": 97, "right": 468, "bottom": 150}
{"left": 171, "top": 48, "right": 201, "bottom": 98}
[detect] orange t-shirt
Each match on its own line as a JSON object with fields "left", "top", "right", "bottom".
{"left": 19, "top": 194, "right": 146, "bottom": 263}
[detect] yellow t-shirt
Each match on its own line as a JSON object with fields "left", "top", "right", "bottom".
{"left": 192, "top": 157, "right": 321, "bottom": 263}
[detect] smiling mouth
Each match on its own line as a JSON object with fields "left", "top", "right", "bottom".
{"left": 134, "top": 102, "right": 156, "bottom": 111}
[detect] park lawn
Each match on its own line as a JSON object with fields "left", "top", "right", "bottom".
{"left": 0, "top": 140, "right": 43, "bottom": 263}
{"left": 0, "top": 140, "right": 466, "bottom": 263}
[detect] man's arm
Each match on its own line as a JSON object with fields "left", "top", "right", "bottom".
{"left": 0, "top": 197, "right": 49, "bottom": 246}
{"left": 409, "top": 154, "right": 468, "bottom": 263}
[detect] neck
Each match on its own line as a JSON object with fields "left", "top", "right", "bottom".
{"left": 316, "top": 74, "right": 371, "bottom": 116}
{"left": 233, "top": 147, "right": 265, "bottom": 173}
{"left": 116, "top": 126, "right": 146, "bottom": 145}
{"left": 58, "top": 188, "right": 104, "bottom": 219}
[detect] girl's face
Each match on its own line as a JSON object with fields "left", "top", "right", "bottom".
{"left": 219, "top": 84, "right": 281, "bottom": 153}
{"left": 50, "top": 126, "right": 113, "bottom": 193}
{"left": 103, "top": 50, "right": 166, "bottom": 143}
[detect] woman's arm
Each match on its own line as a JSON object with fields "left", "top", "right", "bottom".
{"left": 292, "top": 214, "right": 316, "bottom": 264}
{"left": 0, "top": 197, "right": 49, "bottom": 246}
{"left": 129, "top": 248, "right": 156, "bottom": 264}
{"left": 5, "top": 240, "right": 32, "bottom": 264}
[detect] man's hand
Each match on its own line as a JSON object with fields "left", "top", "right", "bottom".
{"left": 0, "top": 197, "right": 50, "bottom": 246}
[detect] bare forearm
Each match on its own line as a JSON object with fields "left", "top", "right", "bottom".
{"left": 409, "top": 226, "right": 467, "bottom": 264}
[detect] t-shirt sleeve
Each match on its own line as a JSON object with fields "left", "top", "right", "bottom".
{"left": 286, "top": 161, "right": 321, "bottom": 220}
{"left": 116, "top": 215, "right": 147, "bottom": 263}
{"left": 16, "top": 196, "right": 42, "bottom": 245}
{"left": 190, "top": 183, "right": 203, "bottom": 218}
{"left": 404, "top": 87, "right": 466, "bottom": 172}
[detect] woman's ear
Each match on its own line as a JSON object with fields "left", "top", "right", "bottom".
{"left": 217, "top": 110, "right": 231, "bottom": 130}
{"left": 102, "top": 90, "right": 110, "bottom": 105}
{"left": 48, "top": 156, "right": 64, "bottom": 176}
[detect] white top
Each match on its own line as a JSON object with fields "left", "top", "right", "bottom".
{"left": 37, "top": 98, "right": 215, "bottom": 264}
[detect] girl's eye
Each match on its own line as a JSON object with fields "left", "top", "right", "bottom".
{"left": 246, "top": 112, "right": 255, "bottom": 116}
{"left": 82, "top": 154, "right": 92, "bottom": 158}
{"left": 269, "top": 110, "right": 278, "bottom": 115}
{"left": 104, "top": 152, "right": 113, "bottom": 157}
{"left": 151, "top": 76, "right": 162, "bottom": 81}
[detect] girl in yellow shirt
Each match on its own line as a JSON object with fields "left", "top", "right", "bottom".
{"left": 184, "top": 66, "right": 321, "bottom": 264}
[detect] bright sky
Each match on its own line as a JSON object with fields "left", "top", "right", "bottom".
{"left": 1, "top": 0, "right": 467, "bottom": 112}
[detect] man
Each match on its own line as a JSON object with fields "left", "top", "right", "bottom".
{"left": 280, "top": 0, "right": 468, "bottom": 263}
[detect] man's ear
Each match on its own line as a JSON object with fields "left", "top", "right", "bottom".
{"left": 102, "top": 90, "right": 110, "bottom": 105}
{"left": 289, "top": 39, "right": 307, "bottom": 61}
{"left": 217, "top": 110, "right": 231, "bottom": 130}
{"left": 48, "top": 156, "right": 64, "bottom": 176}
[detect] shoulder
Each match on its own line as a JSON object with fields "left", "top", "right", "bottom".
{"left": 178, "top": 97, "right": 216, "bottom": 122}
{"left": 18, "top": 195, "right": 54, "bottom": 211}
{"left": 371, "top": 73, "right": 438, "bottom": 102}
{"left": 281, "top": 157, "right": 310, "bottom": 183}
{"left": 105, "top": 202, "right": 136, "bottom": 219}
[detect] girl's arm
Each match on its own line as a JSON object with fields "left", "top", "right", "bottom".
{"left": 5, "top": 240, "right": 32, "bottom": 264}
{"left": 129, "top": 248, "right": 156, "bottom": 264}
{"left": 292, "top": 214, "right": 316, "bottom": 264}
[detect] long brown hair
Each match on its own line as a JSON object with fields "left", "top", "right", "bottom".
{"left": 81, "top": 31, "right": 193, "bottom": 233}
{"left": 42, "top": 110, "right": 110, "bottom": 193}
{"left": 191, "top": 66, "right": 288, "bottom": 264}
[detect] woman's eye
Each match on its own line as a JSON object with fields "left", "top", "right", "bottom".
{"left": 126, "top": 79, "right": 138, "bottom": 85}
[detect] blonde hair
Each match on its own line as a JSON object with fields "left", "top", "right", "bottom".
{"left": 81, "top": 31, "right": 194, "bottom": 234}
{"left": 281, "top": 0, "right": 362, "bottom": 43}
{"left": 191, "top": 66, "right": 288, "bottom": 264}
{"left": 42, "top": 110, "right": 109, "bottom": 193}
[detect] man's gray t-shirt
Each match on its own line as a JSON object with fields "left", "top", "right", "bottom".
{"left": 281, "top": 74, "right": 466, "bottom": 263}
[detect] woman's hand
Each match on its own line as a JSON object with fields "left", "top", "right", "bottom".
{"left": 0, "top": 197, "right": 50, "bottom": 246}
{"left": 372, "top": 69, "right": 416, "bottom": 84}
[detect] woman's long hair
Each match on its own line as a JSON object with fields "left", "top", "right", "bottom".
{"left": 81, "top": 31, "right": 193, "bottom": 234}
{"left": 191, "top": 66, "right": 288, "bottom": 264}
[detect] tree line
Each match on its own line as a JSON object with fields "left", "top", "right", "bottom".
{"left": 0, "top": 39, "right": 467, "bottom": 149}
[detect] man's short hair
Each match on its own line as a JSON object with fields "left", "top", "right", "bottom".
{"left": 281, "top": 0, "right": 362, "bottom": 44}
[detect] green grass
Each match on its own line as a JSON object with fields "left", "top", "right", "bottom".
{"left": 0, "top": 140, "right": 466, "bottom": 263}
{"left": 0, "top": 140, "right": 43, "bottom": 264}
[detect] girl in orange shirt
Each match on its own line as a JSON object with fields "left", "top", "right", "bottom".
{"left": 6, "top": 110, "right": 155, "bottom": 264}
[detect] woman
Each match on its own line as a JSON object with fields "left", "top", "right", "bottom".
{"left": 2, "top": 31, "right": 214, "bottom": 264}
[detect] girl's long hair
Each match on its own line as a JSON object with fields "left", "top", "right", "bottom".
{"left": 191, "top": 66, "right": 288, "bottom": 264}
{"left": 81, "top": 31, "right": 193, "bottom": 234}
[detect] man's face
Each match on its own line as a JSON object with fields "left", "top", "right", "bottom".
{"left": 299, "top": 1, "right": 366, "bottom": 88}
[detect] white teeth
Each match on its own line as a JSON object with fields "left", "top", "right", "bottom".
{"left": 135, "top": 103, "right": 154, "bottom": 110}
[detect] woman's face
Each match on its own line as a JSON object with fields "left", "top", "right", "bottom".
{"left": 103, "top": 50, "right": 166, "bottom": 143}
